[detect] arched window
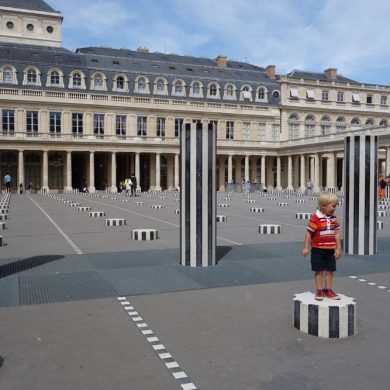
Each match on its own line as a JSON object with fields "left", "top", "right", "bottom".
{"left": 3, "top": 67, "right": 14, "bottom": 83}
{"left": 157, "top": 79, "right": 165, "bottom": 94}
{"left": 174, "top": 80, "right": 183, "bottom": 95}
{"left": 27, "top": 69, "right": 37, "bottom": 85}
{"left": 241, "top": 85, "right": 252, "bottom": 100}
{"left": 192, "top": 81, "right": 201, "bottom": 96}
{"left": 116, "top": 76, "right": 125, "bottom": 90}
{"left": 320, "top": 115, "right": 331, "bottom": 135}
{"left": 272, "top": 90, "right": 280, "bottom": 99}
{"left": 365, "top": 118, "right": 374, "bottom": 127}
{"left": 50, "top": 71, "right": 60, "bottom": 86}
{"left": 288, "top": 113, "right": 300, "bottom": 140}
{"left": 94, "top": 73, "right": 104, "bottom": 90}
{"left": 304, "top": 115, "right": 316, "bottom": 137}
{"left": 226, "top": 85, "right": 234, "bottom": 97}
{"left": 138, "top": 77, "right": 146, "bottom": 92}
{"left": 210, "top": 83, "right": 217, "bottom": 96}
{"left": 351, "top": 117, "right": 361, "bottom": 130}
{"left": 336, "top": 116, "right": 346, "bottom": 133}
{"left": 73, "top": 72, "right": 81, "bottom": 87}
{"left": 379, "top": 119, "right": 388, "bottom": 126}
{"left": 258, "top": 88, "right": 265, "bottom": 100}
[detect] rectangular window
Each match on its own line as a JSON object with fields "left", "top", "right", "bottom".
{"left": 116, "top": 115, "right": 126, "bottom": 138}
{"left": 288, "top": 124, "right": 299, "bottom": 140}
{"left": 366, "top": 95, "right": 373, "bottom": 104}
{"left": 2, "top": 109, "right": 15, "bottom": 134}
{"left": 93, "top": 114, "right": 104, "bottom": 138}
{"left": 322, "top": 90, "right": 329, "bottom": 101}
{"left": 156, "top": 117, "right": 165, "bottom": 138}
{"left": 337, "top": 91, "right": 344, "bottom": 102}
{"left": 226, "top": 121, "right": 234, "bottom": 140}
{"left": 26, "top": 110, "right": 38, "bottom": 136}
{"left": 72, "top": 113, "right": 83, "bottom": 136}
{"left": 271, "top": 124, "right": 280, "bottom": 142}
{"left": 352, "top": 93, "right": 360, "bottom": 103}
{"left": 290, "top": 88, "right": 299, "bottom": 98}
{"left": 174, "top": 118, "right": 183, "bottom": 138}
{"left": 381, "top": 95, "right": 387, "bottom": 105}
{"left": 257, "top": 122, "right": 266, "bottom": 141}
{"left": 137, "top": 116, "right": 147, "bottom": 137}
{"left": 306, "top": 90, "right": 315, "bottom": 99}
{"left": 49, "top": 112, "right": 61, "bottom": 137}
{"left": 242, "top": 122, "right": 250, "bottom": 140}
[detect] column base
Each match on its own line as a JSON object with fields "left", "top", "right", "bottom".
{"left": 219, "top": 185, "right": 226, "bottom": 192}
{"left": 110, "top": 186, "right": 117, "bottom": 193}
{"left": 64, "top": 186, "right": 73, "bottom": 192}
{"left": 41, "top": 186, "right": 49, "bottom": 194}
{"left": 88, "top": 186, "right": 96, "bottom": 193}
{"left": 286, "top": 186, "right": 294, "bottom": 191}
{"left": 275, "top": 186, "right": 283, "bottom": 191}
{"left": 299, "top": 186, "right": 306, "bottom": 193}
{"left": 154, "top": 186, "right": 162, "bottom": 192}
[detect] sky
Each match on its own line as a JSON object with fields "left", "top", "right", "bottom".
{"left": 48, "top": 0, "right": 390, "bottom": 85}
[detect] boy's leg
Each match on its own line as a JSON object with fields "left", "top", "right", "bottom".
{"left": 315, "top": 271, "right": 324, "bottom": 290}
{"left": 325, "top": 271, "right": 333, "bottom": 289}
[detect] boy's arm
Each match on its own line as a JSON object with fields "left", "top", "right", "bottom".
{"left": 335, "top": 230, "right": 342, "bottom": 259}
{"left": 302, "top": 231, "right": 311, "bottom": 257}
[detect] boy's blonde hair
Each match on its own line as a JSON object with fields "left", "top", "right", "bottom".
{"left": 318, "top": 191, "right": 338, "bottom": 207}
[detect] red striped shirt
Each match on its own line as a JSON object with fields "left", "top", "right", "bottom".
{"left": 307, "top": 210, "right": 340, "bottom": 249}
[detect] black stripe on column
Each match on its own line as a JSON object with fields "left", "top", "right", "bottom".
{"left": 344, "top": 137, "right": 350, "bottom": 252}
{"left": 308, "top": 304, "right": 318, "bottom": 336}
{"left": 294, "top": 300, "right": 300, "bottom": 329}
{"left": 347, "top": 304, "right": 355, "bottom": 336}
{"left": 196, "top": 122, "right": 203, "bottom": 267}
{"left": 185, "top": 123, "right": 191, "bottom": 266}
{"left": 374, "top": 136, "right": 378, "bottom": 254}
{"left": 364, "top": 135, "right": 371, "bottom": 254}
{"left": 208, "top": 122, "right": 213, "bottom": 266}
{"left": 353, "top": 136, "right": 360, "bottom": 254}
{"left": 329, "top": 306, "right": 340, "bottom": 338}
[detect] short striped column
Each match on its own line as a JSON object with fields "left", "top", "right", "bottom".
{"left": 293, "top": 292, "right": 357, "bottom": 338}
{"left": 132, "top": 229, "right": 158, "bottom": 240}
{"left": 106, "top": 218, "right": 126, "bottom": 226}
{"left": 296, "top": 213, "right": 311, "bottom": 220}
{"left": 259, "top": 224, "right": 280, "bottom": 234}
{"left": 181, "top": 122, "right": 216, "bottom": 267}
{"left": 216, "top": 215, "right": 227, "bottom": 222}
{"left": 344, "top": 134, "right": 378, "bottom": 255}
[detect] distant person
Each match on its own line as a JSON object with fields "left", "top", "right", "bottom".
{"left": 378, "top": 174, "right": 389, "bottom": 200}
{"left": 302, "top": 192, "right": 342, "bottom": 301}
{"left": 306, "top": 178, "right": 313, "bottom": 196}
{"left": 130, "top": 173, "right": 137, "bottom": 196}
{"left": 19, "top": 183, "right": 24, "bottom": 194}
{"left": 82, "top": 179, "right": 89, "bottom": 193}
{"left": 3, "top": 173, "right": 11, "bottom": 193}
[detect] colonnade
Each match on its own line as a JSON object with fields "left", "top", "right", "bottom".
{"left": 4, "top": 147, "right": 390, "bottom": 193}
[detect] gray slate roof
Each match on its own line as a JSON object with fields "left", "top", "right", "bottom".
{"left": 287, "top": 69, "right": 358, "bottom": 84}
{"left": 0, "top": 42, "right": 281, "bottom": 105}
{"left": 0, "top": 0, "right": 59, "bottom": 13}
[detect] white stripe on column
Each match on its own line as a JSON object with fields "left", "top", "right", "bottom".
{"left": 348, "top": 136, "right": 355, "bottom": 254}
{"left": 369, "top": 137, "right": 376, "bottom": 254}
{"left": 181, "top": 129, "right": 186, "bottom": 263}
{"left": 190, "top": 125, "right": 197, "bottom": 266}
{"left": 358, "top": 138, "right": 365, "bottom": 255}
{"left": 318, "top": 305, "right": 329, "bottom": 338}
{"left": 202, "top": 127, "right": 208, "bottom": 267}
{"left": 339, "top": 306, "right": 349, "bottom": 338}
{"left": 300, "top": 303, "right": 308, "bottom": 333}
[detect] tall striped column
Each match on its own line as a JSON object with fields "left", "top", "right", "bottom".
{"left": 344, "top": 134, "right": 378, "bottom": 255}
{"left": 180, "top": 122, "right": 216, "bottom": 267}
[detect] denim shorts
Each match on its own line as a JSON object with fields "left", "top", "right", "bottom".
{"left": 311, "top": 248, "right": 336, "bottom": 272}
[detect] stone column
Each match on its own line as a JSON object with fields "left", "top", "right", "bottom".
{"left": 180, "top": 122, "right": 216, "bottom": 267}
{"left": 42, "top": 150, "right": 49, "bottom": 192}
{"left": 167, "top": 154, "right": 174, "bottom": 191}
{"left": 287, "top": 155, "right": 293, "bottom": 190}
{"left": 155, "top": 153, "right": 161, "bottom": 191}
{"left": 218, "top": 155, "right": 226, "bottom": 191}
{"left": 64, "top": 151, "right": 72, "bottom": 191}
{"left": 276, "top": 156, "right": 282, "bottom": 190}
{"left": 135, "top": 152, "right": 140, "bottom": 191}
{"left": 88, "top": 151, "right": 95, "bottom": 193}
{"left": 227, "top": 154, "right": 233, "bottom": 184}
{"left": 344, "top": 133, "right": 378, "bottom": 255}
{"left": 313, "top": 153, "right": 320, "bottom": 192}
{"left": 300, "top": 154, "right": 306, "bottom": 192}
{"left": 110, "top": 152, "right": 117, "bottom": 192}
{"left": 326, "top": 153, "right": 336, "bottom": 192}
{"left": 18, "top": 150, "right": 24, "bottom": 193}
{"left": 261, "top": 155, "right": 266, "bottom": 189}
{"left": 174, "top": 153, "right": 179, "bottom": 190}
{"left": 244, "top": 155, "right": 249, "bottom": 182}
{"left": 235, "top": 156, "right": 241, "bottom": 185}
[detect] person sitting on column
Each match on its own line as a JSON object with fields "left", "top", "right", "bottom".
{"left": 302, "top": 192, "right": 342, "bottom": 301}
{"left": 82, "top": 179, "right": 89, "bottom": 193}
{"left": 130, "top": 173, "right": 137, "bottom": 196}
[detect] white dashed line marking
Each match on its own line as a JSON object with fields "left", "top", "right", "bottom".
{"left": 117, "top": 297, "right": 197, "bottom": 389}
{"left": 349, "top": 276, "right": 389, "bottom": 293}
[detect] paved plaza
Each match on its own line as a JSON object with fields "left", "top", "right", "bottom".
{"left": 0, "top": 191, "right": 390, "bottom": 389}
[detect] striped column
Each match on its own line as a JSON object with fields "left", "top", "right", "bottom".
{"left": 180, "top": 122, "right": 216, "bottom": 267}
{"left": 344, "top": 134, "right": 378, "bottom": 255}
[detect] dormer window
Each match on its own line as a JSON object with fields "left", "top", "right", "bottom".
{"left": 157, "top": 79, "right": 165, "bottom": 94}
{"left": 73, "top": 73, "right": 81, "bottom": 87}
{"left": 192, "top": 82, "right": 200, "bottom": 96}
{"left": 1, "top": 66, "right": 16, "bottom": 84}
{"left": 116, "top": 76, "right": 124, "bottom": 90}
{"left": 242, "top": 86, "right": 252, "bottom": 100}
{"left": 258, "top": 88, "right": 265, "bottom": 100}
{"left": 69, "top": 71, "right": 86, "bottom": 89}
{"left": 174, "top": 80, "right": 183, "bottom": 95}
{"left": 27, "top": 69, "right": 37, "bottom": 85}
{"left": 226, "top": 85, "right": 234, "bottom": 97}
{"left": 210, "top": 84, "right": 217, "bottom": 96}
{"left": 91, "top": 72, "right": 107, "bottom": 91}
{"left": 95, "top": 75, "right": 103, "bottom": 89}
{"left": 50, "top": 71, "right": 60, "bottom": 86}
{"left": 138, "top": 77, "right": 146, "bottom": 92}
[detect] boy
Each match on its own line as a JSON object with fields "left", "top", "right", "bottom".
{"left": 302, "top": 192, "right": 342, "bottom": 301}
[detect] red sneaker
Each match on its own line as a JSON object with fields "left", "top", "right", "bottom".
{"left": 324, "top": 289, "right": 341, "bottom": 300}
{"left": 315, "top": 289, "right": 324, "bottom": 301}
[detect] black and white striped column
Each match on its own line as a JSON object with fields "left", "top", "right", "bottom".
{"left": 180, "top": 122, "right": 216, "bottom": 267}
{"left": 344, "top": 134, "right": 378, "bottom": 255}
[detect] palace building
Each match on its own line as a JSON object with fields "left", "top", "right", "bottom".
{"left": 0, "top": 0, "right": 389, "bottom": 193}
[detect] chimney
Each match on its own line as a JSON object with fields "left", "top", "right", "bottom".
{"left": 216, "top": 55, "right": 227, "bottom": 68}
{"left": 137, "top": 46, "right": 149, "bottom": 53}
{"left": 324, "top": 68, "right": 337, "bottom": 79}
{"left": 265, "top": 65, "right": 276, "bottom": 78}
